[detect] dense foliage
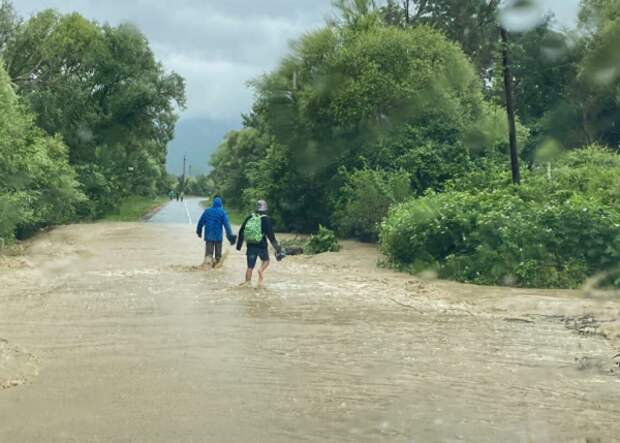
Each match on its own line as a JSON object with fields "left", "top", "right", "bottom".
{"left": 380, "top": 0, "right": 620, "bottom": 153}
{"left": 380, "top": 147, "right": 620, "bottom": 288}
{"left": 206, "top": 0, "right": 620, "bottom": 288}
{"left": 380, "top": 0, "right": 501, "bottom": 79}
{"left": 210, "top": 13, "right": 511, "bottom": 232}
{"left": 0, "top": 61, "right": 84, "bottom": 241}
{"left": 0, "top": 2, "right": 184, "bottom": 242}
{"left": 333, "top": 168, "right": 411, "bottom": 241}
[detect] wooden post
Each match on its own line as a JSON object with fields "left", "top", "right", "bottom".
{"left": 500, "top": 27, "right": 521, "bottom": 185}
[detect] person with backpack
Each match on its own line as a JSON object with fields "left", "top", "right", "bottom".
{"left": 196, "top": 197, "right": 236, "bottom": 268}
{"left": 236, "top": 200, "right": 284, "bottom": 286}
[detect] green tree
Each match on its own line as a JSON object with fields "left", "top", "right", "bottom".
{"left": 379, "top": 0, "right": 501, "bottom": 78}
{"left": 0, "top": 0, "right": 18, "bottom": 52}
{"left": 525, "top": 0, "right": 620, "bottom": 151}
{"left": 208, "top": 128, "right": 271, "bottom": 206}
{"left": 3, "top": 10, "right": 186, "bottom": 215}
{"left": 210, "top": 13, "right": 511, "bottom": 231}
{"left": 576, "top": 0, "right": 620, "bottom": 147}
{"left": 0, "top": 61, "right": 84, "bottom": 242}
{"left": 506, "top": 19, "right": 578, "bottom": 126}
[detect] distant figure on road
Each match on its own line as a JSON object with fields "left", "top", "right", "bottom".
{"left": 180, "top": 192, "right": 185, "bottom": 202}
{"left": 236, "top": 200, "right": 284, "bottom": 287}
{"left": 196, "top": 197, "right": 236, "bottom": 268}
{"left": 168, "top": 190, "right": 175, "bottom": 200}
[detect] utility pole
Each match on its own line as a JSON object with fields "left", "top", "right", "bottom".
{"left": 500, "top": 27, "right": 521, "bottom": 185}
{"left": 181, "top": 155, "right": 187, "bottom": 192}
{"left": 404, "top": 0, "right": 410, "bottom": 24}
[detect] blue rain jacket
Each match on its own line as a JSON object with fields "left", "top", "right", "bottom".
{"left": 196, "top": 197, "right": 234, "bottom": 242}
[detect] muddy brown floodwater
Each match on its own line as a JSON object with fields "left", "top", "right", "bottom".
{"left": 1, "top": 222, "right": 619, "bottom": 442}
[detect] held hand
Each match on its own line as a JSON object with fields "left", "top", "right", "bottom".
{"left": 275, "top": 246, "right": 286, "bottom": 262}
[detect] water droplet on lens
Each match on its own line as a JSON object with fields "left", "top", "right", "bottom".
{"left": 500, "top": 0, "right": 544, "bottom": 32}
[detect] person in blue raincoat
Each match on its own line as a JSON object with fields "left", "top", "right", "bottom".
{"left": 196, "top": 197, "right": 236, "bottom": 268}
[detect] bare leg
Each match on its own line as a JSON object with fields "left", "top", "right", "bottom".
{"left": 258, "top": 260, "right": 270, "bottom": 287}
{"left": 240, "top": 268, "right": 253, "bottom": 286}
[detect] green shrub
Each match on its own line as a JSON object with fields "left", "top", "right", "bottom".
{"left": 333, "top": 168, "right": 411, "bottom": 241}
{"left": 0, "top": 62, "right": 84, "bottom": 243}
{"left": 305, "top": 225, "right": 341, "bottom": 254}
{"left": 380, "top": 147, "right": 620, "bottom": 288}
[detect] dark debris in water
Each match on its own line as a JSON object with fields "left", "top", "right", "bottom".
{"left": 503, "top": 317, "right": 535, "bottom": 324}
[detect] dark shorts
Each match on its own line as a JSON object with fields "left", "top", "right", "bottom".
{"left": 205, "top": 241, "right": 223, "bottom": 260}
{"left": 247, "top": 246, "right": 269, "bottom": 269}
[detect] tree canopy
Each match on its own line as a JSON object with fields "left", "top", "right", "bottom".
{"left": 210, "top": 10, "right": 513, "bottom": 231}
{"left": 0, "top": 3, "right": 185, "bottom": 241}
{"left": 0, "top": 61, "right": 84, "bottom": 240}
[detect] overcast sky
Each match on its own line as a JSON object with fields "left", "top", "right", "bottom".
{"left": 14, "top": 0, "right": 581, "bottom": 174}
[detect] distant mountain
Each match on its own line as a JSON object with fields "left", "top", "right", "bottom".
{"left": 167, "top": 116, "right": 241, "bottom": 176}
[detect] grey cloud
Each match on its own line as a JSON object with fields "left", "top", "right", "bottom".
{"left": 15, "top": 0, "right": 579, "bottom": 121}
{"left": 15, "top": 0, "right": 333, "bottom": 120}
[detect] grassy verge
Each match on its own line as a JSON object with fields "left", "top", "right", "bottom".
{"left": 101, "top": 196, "right": 168, "bottom": 222}
{"left": 199, "top": 200, "right": 246, "bottom": 225}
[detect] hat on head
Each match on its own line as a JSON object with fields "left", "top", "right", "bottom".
{"left": 256, "top": 200, "right": 268, "bottom": 212}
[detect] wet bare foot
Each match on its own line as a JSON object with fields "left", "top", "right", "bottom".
{"left": 239, "top": 281, "right": 251, "bottom": 287}
{"left": 258, "top": 270, "right": 264, "bottom": 286}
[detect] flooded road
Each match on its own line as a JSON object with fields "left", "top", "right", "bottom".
{"left": 1, "top": 218, "right": 619, "bottom": 442}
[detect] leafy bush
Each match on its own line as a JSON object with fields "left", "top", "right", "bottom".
{"left": 333, "top": 168, "right": 411, "bottom": 241}
{"left": 0, "top": 62, "right": 84, "bottom": 243}
{"left": 380, "top": 147, "right": 620, "bottom": 288}
{"left": 305, "top": 226, "right": 341, "bottom": 255}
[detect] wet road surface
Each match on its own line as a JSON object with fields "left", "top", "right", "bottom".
{"left": 0, "top": 221, "right": 619, "bottom": 442}
{"left": 147, "top": 197, "right": 205, "bottom": 224}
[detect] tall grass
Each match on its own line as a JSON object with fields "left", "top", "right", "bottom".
{"left": 101, "top": 196, "right": 168, "bottom": 222}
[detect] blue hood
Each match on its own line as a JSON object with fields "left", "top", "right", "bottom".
{"left": 197, "top": 196, "right": 233, "bottom": 242}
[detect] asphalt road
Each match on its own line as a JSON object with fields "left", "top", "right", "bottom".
{"left": 147, "top": 197, "right": 206, "bottom": 225}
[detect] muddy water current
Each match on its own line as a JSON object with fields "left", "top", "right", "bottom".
{"left": 0, "top": 220, "right": 619, "bottom": 442}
